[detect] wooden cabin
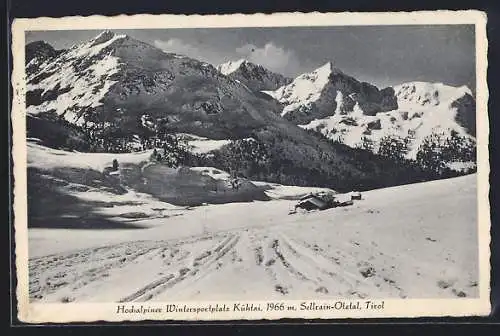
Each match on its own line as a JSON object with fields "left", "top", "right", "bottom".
{"left": 295, "top": 194, "right": 329, "bottom": 211}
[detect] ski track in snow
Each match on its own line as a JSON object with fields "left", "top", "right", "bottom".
{"left": 30, "top": 228, "right": 386, "bottom": 302}
{"left": 26, "top": 227, "right": 442, "bottom": 302}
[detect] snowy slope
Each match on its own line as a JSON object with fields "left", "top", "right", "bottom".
{"left": 27, "top": 141, "right": 339, "bottom": 208}
{"left": 175, "top": 133, "right": 232, "bottom": 154}
{"left": 217, "top": 59, "right": 247, "bottom": 75}
{"left": 27, "top": 141, "right": 152, "bottom": 172}
{"left": 26, "top": 31, "right": 126, "bottom": 125}
{"left": 26, "top": 142, "right": 274, "bottom": 235}
{"left": 299, "top": 81, "right": 476, "bottom": 161}
{"left": 394, "top": 81, "right": 476, "bottom": 137}
{"left": 394, "top": 81, "right": 473, "bottom": 109}
{"left": 263, "top": 62, "right": 334, "bottom": 117}
{"left": 29, "top": 174, "right": 478, "bottom": 301}
{"left": 26, "top": 142, "right": 183, "bottom": 233}
{"left": 252, "top": 181, "right": 335, "bottom": 200}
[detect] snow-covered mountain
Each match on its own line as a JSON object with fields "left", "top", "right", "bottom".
{"left": 263, "top": 62, "right": 476, "bottom": 165}
{"left": 394, "top": 82, "right": 476, "bottom": 137}
{"left": 216, "top": 59, "right": 291, "bottom": 92}
{"left": 263, "top": 62, "right": 398, "bottom": 124}
{"left": 26, "top": 31, "right": 423, "bottom": 191}
{"left": 217, "top": 59, "right": 247, "bottom": 75}
{"left": 298, "top": 81, "right": 476, "bottom": 160}
{"left": 25, "top": 31, "right": 288, "bottom": 139}
{"left": 24, "top": 31, "right": 475, "bottom": 191}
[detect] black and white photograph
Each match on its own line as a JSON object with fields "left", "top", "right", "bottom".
{"left": 12, "top": 11, "right": 490, "bottom": 321}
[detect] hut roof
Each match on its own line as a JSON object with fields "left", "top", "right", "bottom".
{"left": 299, "top": 193, "right": 315, "bottom": 201}
{"left": 297, "top": 195, "right": 328, "bottom": 209}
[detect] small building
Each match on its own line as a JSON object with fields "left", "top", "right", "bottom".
{"left": 350, "top": 191, "right": 362, "bottom": 200}
{"left": 299, "top": 193, "right": 315, "bottom": 201}
{"left": 295, "top": 195, "right": 329, "bottom": 211}
{"left": 337, "top": 199, "right": 354, "bottom": 207}
{"left": 293, "top": 190, "right": 358, "bottom": 213}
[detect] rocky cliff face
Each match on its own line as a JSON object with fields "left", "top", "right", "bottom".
{"left": 25, "top": 40, "right": 64, "bottom": 77}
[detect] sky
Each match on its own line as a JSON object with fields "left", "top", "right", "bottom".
{"left": 26, "top": 25, "right": 475, "bottom": 91}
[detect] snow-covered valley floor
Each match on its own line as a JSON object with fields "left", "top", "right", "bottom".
{"left": 28, "top": 174, "right": 479, "bottom": 303}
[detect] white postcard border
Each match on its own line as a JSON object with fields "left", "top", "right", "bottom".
{"left": 11, "top": 10, "right": 491, "bottom": 323}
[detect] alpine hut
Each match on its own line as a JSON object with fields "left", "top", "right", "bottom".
{"left": 295, "top": 194, "right": 329, "bottom": 211}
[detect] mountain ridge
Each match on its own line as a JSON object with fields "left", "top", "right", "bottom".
{"left": 25, "top": 31, "right": 420, "bottom": 192}
{"left": 25, "top": 31, "right": 287, "bottom": 139}
{"left": 262, "top": 61, "right": 398, "bottom": 123}
{"left": 24, "top": 30, "right": 476, "bottom": 191}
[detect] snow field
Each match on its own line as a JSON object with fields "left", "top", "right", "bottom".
{"left": 28, "top": 174, "right": 479, "bottom": 302}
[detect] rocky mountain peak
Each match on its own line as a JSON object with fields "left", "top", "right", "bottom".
{"left": 316, "top": 61, "right": 333, "bottom": 73}
{"left": 90, "top": 30, "right": 122, "bottom": 46}
{"left": 393, "top": 81, "right": 473, "bottom": 108}
{"left": 262, "top": 61, "right": 394, "bottom": 123}
{"left": 25, "top": 40, "right": 61, "bottom": 64}
{"left": 25, "top": 40, "right": 65, "bottom": 77}
{"left": 217, "top": 59, "right": 248, "bottom": 75}
{"left": 217, "top": 59, "right": 291, "bottom": 92}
